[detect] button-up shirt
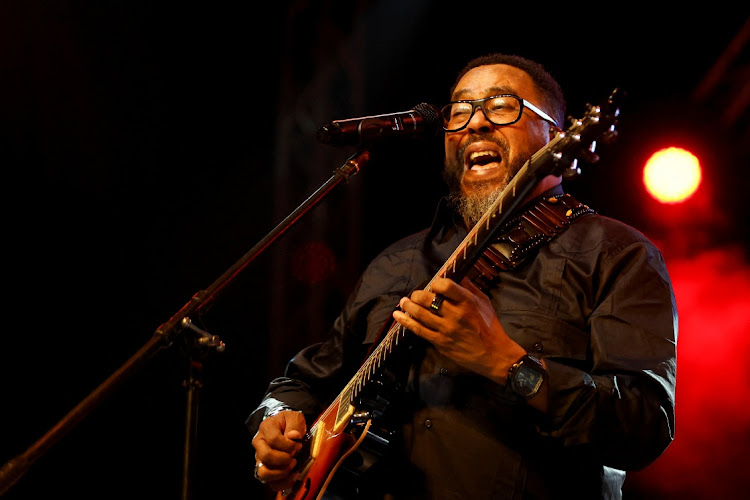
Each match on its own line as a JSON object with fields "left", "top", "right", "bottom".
{"left": 248, "top": 187, "right": 677, "bottom": 499}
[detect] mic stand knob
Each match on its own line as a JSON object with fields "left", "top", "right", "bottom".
{"left": 181, "top": 317, "right": 226, "bottom": 352}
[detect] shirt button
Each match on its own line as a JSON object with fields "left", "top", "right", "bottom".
{"left": 533, "top": 342, "right": 543, "bottom": 353}
{"left": 424, "top": 419, "right": 433, "bottom": 429}
{"left": 439, "top": 367, "right": 449, "bottom": 375}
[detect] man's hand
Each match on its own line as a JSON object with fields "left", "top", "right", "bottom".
{"left": 393, "top": 276, "right": 526, "bottom": 384}
{"left": 251, "top": 410, "right": 306, "bottom": 491}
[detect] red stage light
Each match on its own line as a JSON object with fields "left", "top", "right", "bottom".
{"left": 643, "top": 147, "right": 702, "bottom": 204}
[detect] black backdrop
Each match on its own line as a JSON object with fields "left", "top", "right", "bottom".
{"left": 1, "top": 2, "right": 748, "bottom": 499}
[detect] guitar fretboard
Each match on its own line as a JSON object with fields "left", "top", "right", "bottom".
{"left": 327, "top": 94, "right": 620, "bottom": 427}
{"left": 333, "top": 137, "right": 565, "bottom": 426}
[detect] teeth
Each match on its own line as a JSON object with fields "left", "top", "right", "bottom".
{"left": 469, "top": 151, "right": 498, "bottom": 161}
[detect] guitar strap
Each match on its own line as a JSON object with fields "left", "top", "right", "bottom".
{"left": 369, "top": 192, "right": 594, "bottom": 346}
{"left": 366, "top": 193, "right": 593, "bottom": 357}
{"left": 465, "top": 192, "right": 594, "bottom": 290}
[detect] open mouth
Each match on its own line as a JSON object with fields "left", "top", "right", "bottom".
{"left": 468, "top": 150, "right": 500, "bottom": 170}
{"left": 463, "top": 142, "right": 503, "bottom": 172}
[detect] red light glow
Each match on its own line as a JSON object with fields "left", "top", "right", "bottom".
{"left": 643, "top": 147, "right": 702, "bottom": 204}
{"left": 626, "top": 245, "right": 750, "bottom": 498}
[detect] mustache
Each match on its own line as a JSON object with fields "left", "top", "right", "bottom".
{"left": 456, "top": 134, "right": 510, "bottom": 162}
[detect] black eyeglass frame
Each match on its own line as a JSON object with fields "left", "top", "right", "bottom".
{"left": 441, "top": 94, "right": 559, "bottom": 132}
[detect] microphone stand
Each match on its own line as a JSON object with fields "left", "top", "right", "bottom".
{"left": 0, "top": 149, "right": 371, "bottom": 499}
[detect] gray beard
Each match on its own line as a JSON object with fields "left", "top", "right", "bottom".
{"left": 443, "top": 134, "right": 537, "bottom": 228}
{"left": 448, "top": 182, "right": 505, "bottom": 228}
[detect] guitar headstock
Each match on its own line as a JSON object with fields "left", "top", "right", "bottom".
{"left": 444, "top": 87, "right": 626, "bottom": 285}
{"left": 552, "top": 88, "right": 624, "bottom": 180}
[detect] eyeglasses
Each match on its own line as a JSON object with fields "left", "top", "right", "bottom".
{"left": 440, "top": 94, "right": 559, "bottom": 132}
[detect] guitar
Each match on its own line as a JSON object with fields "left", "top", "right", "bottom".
{"left": 279, "top": 89, "right": 624, "bottom": 500}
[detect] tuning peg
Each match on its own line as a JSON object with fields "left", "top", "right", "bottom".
{"left": 562, "top": 158, "right": 581, "bottom": 179}
{"left": 580, "top": 141, "right": 600, "bottom": 163}
{"left": 567, "top": 115, "right": 583, "bottom": 127}
{"left": 601, "top": 124, "right": 619, "bottom": 144}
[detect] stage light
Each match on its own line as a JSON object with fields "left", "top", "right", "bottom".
{"left": 643, "top": 147, "right": 702, "bottom": 204}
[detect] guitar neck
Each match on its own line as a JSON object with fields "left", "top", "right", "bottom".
{"left": 432, "top": 134, "right": 569, "bottom": 290}
{"left": 321, "top": 88, "right": 622, "bottom": 433}
{"left": 328, "top": 140, "right": 557, "bottom": 429}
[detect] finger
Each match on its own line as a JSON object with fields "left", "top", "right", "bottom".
{"left": 429, "top": 277, "right": 463, "bottom": 300}
{"left": 263, "top": 412, "right": 306, "bottom": 454}
{"left": 399, "top": 296, "right": 446, "bottom": 326}
{"left": 255, "top": 458, "right": 299, "bottom": 487}
{"left": 409, "top": 289, "right": 452, "bottom": 318}
{"left": 280, "top": 410, "right": 307, "bottom": 442}
{"left": 253, "top": 438, "right": 297, "bottom": 471}
{"left": 253, "top": 416, "right": 305, "bottom": 469}
{"left": 393, "top": 309, "right": 437, "bottom": 342}
{"left": 408, "top": 289, "right": 436, "bottom": 309}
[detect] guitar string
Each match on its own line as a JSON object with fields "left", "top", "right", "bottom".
{"left": 314, "top": 106, "right": 608, "bottom": 431}
{"left": 341, "top": 131, "right": 569, "bottom": 407}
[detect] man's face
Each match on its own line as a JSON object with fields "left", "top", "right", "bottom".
{"left": 444, "top": 64, "right": 553, "bottom": 201}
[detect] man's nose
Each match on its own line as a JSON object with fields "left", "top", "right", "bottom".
{"left": 466, "top": 106, "right": 493, "bottom": 133}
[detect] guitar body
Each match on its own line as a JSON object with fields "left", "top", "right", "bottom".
{"left": 279, "top": 376, "right": 401, "bottom": 499}
{"left": 278, "top": 400, "right": 358, "bottom": 500}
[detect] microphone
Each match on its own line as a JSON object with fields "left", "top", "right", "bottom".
{"left": 316, "top": 103, "right": 442, "bottom": 146}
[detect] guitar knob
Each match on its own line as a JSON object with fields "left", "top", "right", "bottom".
{"left": 601, "top": 125, "right": 619, "bottom": 144}
{"left": 580, "top": 151, "right": 600, "bottom": 164}
{"left": 563, "top": 159, "right": 581, "bottom": 179}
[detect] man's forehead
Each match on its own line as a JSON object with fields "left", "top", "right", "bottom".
{"left": 452, "top": 85, "right": 516, "bottom": 101}
{"left": 451, "top": 64, "right": 536, "bottom": 100}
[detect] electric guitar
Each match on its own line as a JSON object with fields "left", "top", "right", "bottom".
{"left": 279, "top": 89, "right": 624, "bottom": 500}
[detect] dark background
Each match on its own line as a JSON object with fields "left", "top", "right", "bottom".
{"left": 1, "top": 2, "right": 748, "bottom": 499}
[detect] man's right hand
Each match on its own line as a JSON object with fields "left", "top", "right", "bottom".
{"left": 251, "top": 410, "right": 307, "bottom": 491}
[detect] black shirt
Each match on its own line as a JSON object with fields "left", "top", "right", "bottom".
{"left": 248, "top": 187, "right": 677, "bottom": 499}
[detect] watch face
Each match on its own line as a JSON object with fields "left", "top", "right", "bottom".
{"left": 513, "top": 360, "right": 544, "bottom": 397}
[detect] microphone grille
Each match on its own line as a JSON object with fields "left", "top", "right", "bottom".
{"left": 413, "top": 103, "right": 442, "bottom": 135}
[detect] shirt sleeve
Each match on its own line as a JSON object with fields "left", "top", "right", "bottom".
{"left": 539, "top": 237, "right": 678, "bottom": 470}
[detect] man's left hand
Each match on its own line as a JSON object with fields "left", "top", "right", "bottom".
{"left": 393, "top": 276, "right": 526, "bottom": 384}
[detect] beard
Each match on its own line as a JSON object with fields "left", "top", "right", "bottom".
{"left": 448, "top": 182, "right": 505, "bottom": 228}
{"left": 443, "top": 135, "right": 529, "bottom": 228}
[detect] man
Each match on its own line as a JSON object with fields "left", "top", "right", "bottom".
{"left": 247, "top": 54, "right": 677, "bottom": 499}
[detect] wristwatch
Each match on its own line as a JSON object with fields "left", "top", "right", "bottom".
{"left": 507, "top": 354, "right": 546, "bottom": 399}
